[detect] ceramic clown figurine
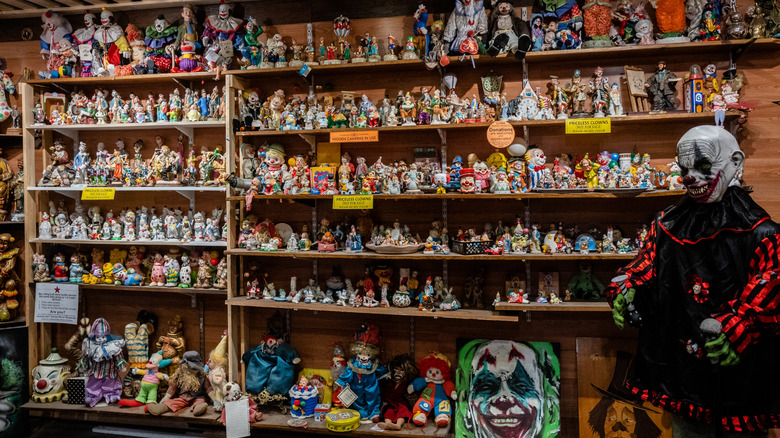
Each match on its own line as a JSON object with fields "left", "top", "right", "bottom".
{"left": 335, "top": 321, "right": 387, "bottom": 422}
{"left": 408, "top": 353, "right": 456, "bottom": 428}
{"left": 608, "top": 126, "right": 780, "bottom": 434}
{"left": 236, "top": 16, "right": 263, "bottom": 67}
{"left": 39, "top": 10, "right": 73, "bottom": 76}
{"left": 144, "top": 14, "right": 177, "bottom": 73}
{"left": 93, "top": 8, "right": 131, "bottom": 76}
{"left": 173, "top": 3, "right": 200, "bottom": 51}
{"left": 202, "top": 0, "right": 242, "bottom": 72}
{"left": 72, "top": 12, "right": 98, "bottom": 77}
{"left": 31, "top": 348, "right": 70, "bottom": 403}
{"left": 78, "top": 318, "right": 128, "bottom": 407}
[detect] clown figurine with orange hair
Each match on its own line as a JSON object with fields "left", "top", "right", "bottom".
{"left": 408, "top": 352, "right": 457, "bottom": 428}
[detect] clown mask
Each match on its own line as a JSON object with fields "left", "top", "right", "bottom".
{"left": 468, "top": 341, "right": 545, "bottom": 438}
{"left": 677, "top": 125, "right": 744, "bottom": 203}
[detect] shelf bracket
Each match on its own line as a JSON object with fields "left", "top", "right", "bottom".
{"left": 436, "top": 128, "right": 447, "bottom": 146}
{"left": 53, "top": 128, "right": 78, "bottom": 141}
{"left": 299, "top": 134, "right": 316, "bottom": 153}
{"left": 174, "top": 190, "right": 196, "bottom": 210}
{"left": 175, "top": 125, "right": 194, "bottom": 141}
{"left": 730, "top": 38, "right": 757, "bottom": 65}
{"left": 526, "top": 310, "right": 532, "bottom": 322}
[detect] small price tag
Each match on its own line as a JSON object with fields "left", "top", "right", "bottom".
{"left": 299, "top": 64, "right": 312, "bottom": 77}
{"left": 333, "top": 195, "right": 373, "bottom": 210}
{"left": 81, "top": 187, "right": 116, "bottom": 200}
{"left": 329, "top": 131, "right": 379, "bottom": 143}
{"left": 565, "top": 118, "right": 611, "bottom": 134}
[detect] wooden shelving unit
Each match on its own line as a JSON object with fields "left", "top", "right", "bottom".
{"left": 17, "top": 22, "right": 779, "bottom": 437}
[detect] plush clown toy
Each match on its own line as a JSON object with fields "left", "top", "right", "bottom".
{"left": 408, "top": 352, "right": 457, "bottom": 428}
{"left": 608, "top": 125, "right": 780, "bottom": 434}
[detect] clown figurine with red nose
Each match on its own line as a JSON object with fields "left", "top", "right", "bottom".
{"left": 202, "top": 0, "right": 242, "bottom": 72}
{"left": 607, "top": 125, "right": 780, "bottom": 435}
{"left": 93, "top": 8, "right": 131, "bottom": 76}
{"left": 144, "top": 14, "right": 177, "bottom": 73}
{"left": 408, "top": 353, "right": 456, "bottom": 428}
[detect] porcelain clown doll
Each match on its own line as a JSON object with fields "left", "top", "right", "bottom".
{"left": 335, "top": 321, "right": 387, "bottom": 422}
{"left": 442, "top": 0, "right": 488, "bottom": 55}
{"left": 608, "top": 126, "right": 780, "bottom": 435}
{"left": 79, "top": 318, "right": 128, "bottom": 407}
{"left": 93, "top": 8, "right": 131, "bottom": 76}
{"left": 39, "top": 10, "right": 73, "bottom": 77}
{"left": 144, "top": 14, "right": 177, "bottom": 73}
{"left": 72, "top": 12, "right": 98, "bottom": 77}
{"left": 202, "top": 0, "right": 242, "bottom": 72}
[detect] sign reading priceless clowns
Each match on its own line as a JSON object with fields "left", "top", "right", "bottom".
{"left": 455, "top": 340, "right": 560, "bottom": 438}
{"left": 565, "top": 118, "right": 612, "bottom": 134}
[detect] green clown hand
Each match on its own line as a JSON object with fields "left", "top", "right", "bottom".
{"left": 704, "top": 333, "right": 741, "bottom": 366}
{"left": 611, "top": 288, "right": 635, "bottom": 329}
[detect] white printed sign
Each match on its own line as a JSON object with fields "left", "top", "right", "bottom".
{"left": 34, "top": 283, "right": 79, "bottom": 324}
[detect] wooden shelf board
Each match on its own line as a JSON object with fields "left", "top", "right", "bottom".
{"left": 0, "top": 220, "right": 24, "bottom": 225}
{"left": 222, "top": 38, "right": 779, "bottom": 81}
{"left": 494, "top": 301, "right": 612, "bottom": 312}
{"left": 23, "top": 400, "right": 447, "bottom": 437}
{"left": 26, "top": 121, "right": 225, "bottom": 132}
{"left": 28, "top": 186, "right": 226, "bottom": 193}
{"left": 0, "top": 133, "right": 22, "bottom": 139}
{"left": 30, "top": 238, "right": 227, "bottom": 248}
{"left": 24, "top": 70, "right": 223, "bottom": 86}
{"left": 225, "top": 249, "right": 636, "bottom": 261}
{"left": 235, "top": 112, "right": 739, "bottom": 137}
{"left": 226, "top": 296, "right": 519, "bottom": 322}
{"left": 0, "top": 316, "right": 26, "bottom": 328}
{"left": 228, "top": 190, "right": 685, "bottom": 202}
{"left": 77, "top": 283, "right": 227, "bottom": 296}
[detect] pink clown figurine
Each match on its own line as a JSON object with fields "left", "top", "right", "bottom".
{"left": 79, "top": 318, "right": 128, "bottom": 407}
{"left": 93, "top": 7, "right": 131, "bottom": 76}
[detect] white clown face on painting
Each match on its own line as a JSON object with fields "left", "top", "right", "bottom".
{"left": 465, "top": 340, "right": 559, "bottom": 438}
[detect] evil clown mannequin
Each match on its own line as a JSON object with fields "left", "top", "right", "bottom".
{"left": 93, "top": 8, "right": 131, "bottom": 76}
{"left": 202, "top": 0, "right": 242, "bottom": 73}
{"left": 79, "top": 318, "right": 128, "bottom": 407}
{"left": 455, "top": 340, "right": 560, "bottom": 438}
{"left": 608, "top": 126, "right": 780, "bottom": 436}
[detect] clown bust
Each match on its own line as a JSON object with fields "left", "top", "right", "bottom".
{"left": 608, "top": 125, "right": 780, "bottom": 435}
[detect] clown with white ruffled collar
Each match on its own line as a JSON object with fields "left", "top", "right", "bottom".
{"left": 93, "top": 8, "right": 131, "bottom": 75}
{"left": 202, "top": 0, "right": 242, "bottom": 71}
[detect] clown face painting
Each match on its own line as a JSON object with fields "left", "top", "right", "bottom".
{"left": 456, "top": 340, "right": 560, "bottom": 438}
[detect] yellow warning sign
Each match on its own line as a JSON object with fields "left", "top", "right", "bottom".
{"left": 81, "top": 187, "right": 116, "bottom": 200}
{"left": 333, "top": 195, "right": 373, "bottom": 210}
{"left": 565, "top": 118, "right": 612, "bottom": 134}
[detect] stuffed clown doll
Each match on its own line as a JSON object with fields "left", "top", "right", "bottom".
{"left": 608, "top": 125, "right": 780, "bottom": 435}
{"left": 93, "top": 8, "right": 131, "bottom": 76}
{"left": 408, "top": 353, "right": 457, "bottom": 428}
{"left": 78, "top": 318, "right": 128, "bottom": 407}
{"left": 144, "top": 14, "right": 177, "bottom": 73}
{"left": 335, "top": 321, "right": 387, "bottom": 422}
{"left": 202, "top": 0, "right": 242, "bottom": 72}
{"left": 39, "top": 10, "right": 73, "bottom": 77}
{"left": 71, "top": 12, "right": 98, "bottom": 77}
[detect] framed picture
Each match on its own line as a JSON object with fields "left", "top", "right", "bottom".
{"left": 455, "top": 339, "right": 560, "bottom": 438}
{"left": 624, "top": 66, "right": 648, "bottom": 97}
{"left": 576, "top": 337, "right": 672, "bottom": 438}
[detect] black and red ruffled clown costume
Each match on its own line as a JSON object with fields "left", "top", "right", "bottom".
{"left": 607, "top": 126, "right": 780, "bottom": 433}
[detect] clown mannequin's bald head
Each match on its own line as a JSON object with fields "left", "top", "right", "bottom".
{"left": 677, "top": 125, "right": 744, "bottom": 203}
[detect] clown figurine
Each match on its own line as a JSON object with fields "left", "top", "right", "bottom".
{"left": 72, "top": 12, "right": 98, "bottom": 77}
{"left": 202, "top": 0, "right": 242, "bottom": 73}
{"left": 408, "top": 352, "right": 456, "bottom": 428}
{"left": 335, "top": 321, "right": 386, "bottom": 422}
{"left": 608, "top": 126, "right": 780, "bottom": 435}
{"left": 144, "top": 14, "right": 177, "bottom": 73}
{"left": 78, "top": 318, "right": 128, "bottom": 407}
{"left": 236, "top": 16, "right": 263, "bottom": 67}
{"left": 39, "top": 10, "right": 73, "bottom": 78}
{"left": 173, "top": 3, "right": 200, "bottom": 52}
{"left": 484, "top": 0, "right": 532, "bottom": 58}
{"left": 442, "top": 0, "right": 488, "bottom": 55}
{"left": 93, "top": 8, "right": 131, "bottom": 76}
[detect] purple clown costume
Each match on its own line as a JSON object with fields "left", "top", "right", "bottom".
{"left": 79, "top": 318, "right": 128, "bottom": 407}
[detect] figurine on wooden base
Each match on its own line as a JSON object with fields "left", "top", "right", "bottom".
{"left": 408, "top": 353, "right": 457, "bottom": 428}
{"left": 79, "top": 318, "right": 128, "bottom": 407}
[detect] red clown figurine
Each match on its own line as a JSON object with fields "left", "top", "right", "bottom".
{"left": 408, "top": 352, "right": 456, "bottom": 428}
